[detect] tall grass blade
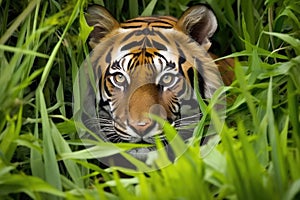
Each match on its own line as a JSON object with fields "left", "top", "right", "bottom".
{"left": 141, "top": 0, "right": 157, "bottom": 16}
{"left": 0, "top": 174, "right": 65, "bottom": 198}
{"left": 266, "top": 78, "right": 287, "bottom": 197}
{"left": 264, "top": 32, "right": 300, "bottom": 54}
{"left": 37, "top": 89, "right": 62, "bottom": 199}
{"left": 0, "top": 44, "right": 49, "bottom": 58}
{"left": 0, "top": 0, "right": 40, "bottom": 45}
{"left": 234, "top": 59, "right": 259, "bottom": 128}
{"left": 50, "top": 121, "right": 84, "bottom": 187}
{"left": 129, "top": 0, "right": 139, "bottom": 18}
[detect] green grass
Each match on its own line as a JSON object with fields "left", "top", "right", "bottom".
{"left": 1, "top": 0, "right": 300, "bottom": 199}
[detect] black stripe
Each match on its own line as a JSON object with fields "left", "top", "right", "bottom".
{"left": 141, "top": 28, "right": 151, "bottom": 35}
{"left": 187, "top": 68, "right": 195, "bottom": 92}
{"left": 104, "top": 80, "right": 112, "bottom": 97}
{"left": 178, "top": 57, "right": 185, "bottom": 79}
{"left": 165, "top": 62, "right": 176, "bottom": 70}
{"left": 122, "top": 24, "right": 173, "bottom": 29}
{"left": 111, "top": 61, "right": 121, "bottom": 70}
{"left": 114, "top": 125, "right": 129, "bottom": 137}
{"left": 121, "top": 31, "right": 137, "bottom": 42}
{"left": 127, "top": 55, "right": 135, "bottom": 71}
{"left": 121, "top": 25, "right": 142, "bottom": 29}
{"left": 176, "top": 80, "right": 186, "bottom": 97}
{"left": 105, "top": 47, "right": 113, "bottom": 63}
{"left": 124, "top": 19, "right": 150, "bottom": 23}
{"left": 175, "top": 42, "right": 187, "bottom": 61}
{"left": 97, "top": 65, "right": 101, "bottom": 79}
{"left": 121, "top": 39, "right": 143, "bottom": 51}
{"left": 187, "top": 65, "right": 205, "bottom": 98}
{"left": 155, "top": 31, "right": 170, "bottom": 43}
{"left": 152, "top": 25, "right": 173, "bottom": 29}
{"left": 196, "top": 66, "right": 206, "bottom": 99}
{"left": 92, "top": 55, "right": 101, "bottom": 72}
{"left": 125, "top": 19, "right": 174, "bottom": 25}
{"left": 170, "top": 98, "right": 180, "bottom": 115}
{"left": 152, "top": 40, "right": 167, "bottom": 51}
{"left": 145, "top": 38, "right": 152, "bottom": 47}
{"left": 154, "top": 51, "right": 167, "bottom": 62}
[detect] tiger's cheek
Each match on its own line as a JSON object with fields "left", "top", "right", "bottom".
{"left": 103, "top": 78, "right": 114, "bottom": 97}
{"left": 160, "top": 89, "right": 180, "bottom": 120}
{"left": 161, "top": 77, "right": 194, "bottom": 118}
{"left": 112, "top": 100, "right": 128, "bottom": 126}
{"left": 105, "top": 79, "right": 129, "bottom": 123}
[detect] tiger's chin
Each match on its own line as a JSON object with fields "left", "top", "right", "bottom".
{"left": 112, "top": 130, "right": 170, "bottom": 163}
{"left": 127, "top": 147, "right": 157, "bottom": 163}
{"left": 109, "top": 126, "right": 188, "bottom": 163}
{"left": 102, "top": 124, "right": 172, "bottom": 163}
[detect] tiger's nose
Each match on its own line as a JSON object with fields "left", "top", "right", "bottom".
{"left": 128, "top": 104, "right": 167, "bottom": 135}
{"left": 129, "top": 118, "right": 154, "bottom": 134}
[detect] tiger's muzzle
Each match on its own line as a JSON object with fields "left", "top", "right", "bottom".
{"left": 126, "top": 83, "right": 170, "bottom": 141}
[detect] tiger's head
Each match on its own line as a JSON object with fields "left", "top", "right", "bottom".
{"left": 80, "top": 5, "right": 222, "bottom": 161}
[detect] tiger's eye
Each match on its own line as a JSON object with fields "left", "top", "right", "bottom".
{"left": 162, "top": 74, "right": 174, "bottom": 85}
{"left": 115, "top": 74, "right": 126, "bottom": 84}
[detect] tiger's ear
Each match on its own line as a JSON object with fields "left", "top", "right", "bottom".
{"left": 85, "top": 5, "right": 119, "bottom": 48}
{"left": 176, "top": 5, "right": 217, "bottom": 50}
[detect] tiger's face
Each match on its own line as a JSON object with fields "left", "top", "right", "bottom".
{"left": 81, "top": 5, "right": 222, "bottom": 160}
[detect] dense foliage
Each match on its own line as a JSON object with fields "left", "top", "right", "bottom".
{"left": 0, "top": 0, "right": 299, "bottom": 199}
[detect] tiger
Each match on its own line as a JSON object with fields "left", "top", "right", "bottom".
{"left": 78, "top": 4, "right": 229, "bottom": 162}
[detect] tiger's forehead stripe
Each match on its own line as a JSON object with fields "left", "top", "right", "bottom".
{"left": 119, "top": 30, "right": 170, "bottom": 52}
{"left": 120, "top": 38, "right": 168, "bottom": 52}
{"left": 121, "top": 16, "right": 177, "bottom": 29}
{"left": 118, "top": 16, "right": 179, "bottom": 52}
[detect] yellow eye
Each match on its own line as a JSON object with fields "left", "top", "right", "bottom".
{"left": 161, "top": 74, "right": 175, "bottom": 86}
{"left": 114, "top": 73, "right": 126, "bottom": 84}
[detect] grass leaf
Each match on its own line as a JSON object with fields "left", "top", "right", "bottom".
{"left": 141, "top": 0, "right": 157, "bottom": 16}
